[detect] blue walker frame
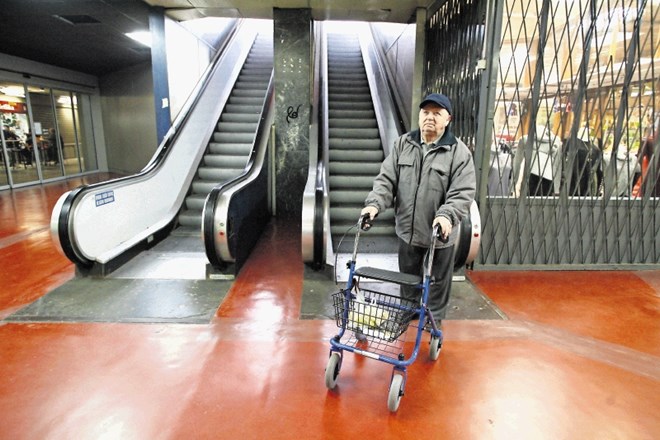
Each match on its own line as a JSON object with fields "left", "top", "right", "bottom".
{"left": 326, "top": 215, "right": 444, "bottom": 411}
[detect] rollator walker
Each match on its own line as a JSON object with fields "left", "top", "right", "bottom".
{"left": 325, "top": 214, "right": 445, "bottom": 412}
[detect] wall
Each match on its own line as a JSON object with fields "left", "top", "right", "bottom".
{"left": 98, "top": 17, "right": 235, "bottom": 175}
{"left": 165, "top": 17, "right": 236, "bottom": 120}
{"left": 99, "top": 62, "right": 157, "bottom": 174}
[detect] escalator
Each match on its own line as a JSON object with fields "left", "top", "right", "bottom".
{"left": 326, "top": 32, "right": 397, "bottom": 255}
{"left": 51, "top": 22, "right": 274, "bottom": 277}
{"left": 177, "top": 34, "right": 273, "bottom": 235}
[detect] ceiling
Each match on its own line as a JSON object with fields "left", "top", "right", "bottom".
{"left": 0, "top": 0, "right": 428, "bottom": 77}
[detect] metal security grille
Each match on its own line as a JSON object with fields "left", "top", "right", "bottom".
{"left": 425, "top": 0, "right": 488, "bottom": 152}
{"left": 426, "top": 0, "right": 660, "bottom": 267}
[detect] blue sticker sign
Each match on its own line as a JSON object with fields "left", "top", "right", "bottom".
{"left": 95, "top": 190, "right": 115, "bottom": 207}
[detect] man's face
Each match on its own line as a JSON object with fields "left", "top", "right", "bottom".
{"left": 419, "top": 103, "right": 451, "bottom": 141}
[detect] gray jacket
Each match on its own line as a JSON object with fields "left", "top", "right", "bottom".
{"left": 365, "top": 128, "right": 476, "bottom": 248}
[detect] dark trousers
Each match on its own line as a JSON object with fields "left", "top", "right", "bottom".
{"left": 398, "top": 238, "right": 454, "bottom": 320}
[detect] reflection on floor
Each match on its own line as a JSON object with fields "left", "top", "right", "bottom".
{"left": 1, "top": 158, "right": 86, "bottom": 186}
{"left": 0, "top": 175, "right": 658, "bottom": 439}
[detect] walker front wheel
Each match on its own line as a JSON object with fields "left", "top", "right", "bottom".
{"left": 429, "top": 334, "right": 442, "bottom": 361}
{"left": 325, "top": 352, "right": 341, "bottom": 389}
{"left": 387, "top": 374, "right": 404, "bottom": 412}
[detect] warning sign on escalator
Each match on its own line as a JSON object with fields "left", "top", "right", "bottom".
{"left": 95, "top": 190, "right": 115, "bottom": 207}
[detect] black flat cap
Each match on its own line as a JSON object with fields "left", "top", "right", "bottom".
{"left": 420, "top": 93, "right": 452, "bottom": 115}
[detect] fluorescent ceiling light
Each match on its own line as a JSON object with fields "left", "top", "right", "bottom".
{"left": 126, "top": 31, "right": 152, "bottom": 48}
{"left": 0, "top": 86, "right": 25, "bottom": 98}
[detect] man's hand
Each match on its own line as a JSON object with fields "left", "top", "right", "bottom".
{"left": 360, "top": 206, "right": 379, "bottom": 231}
{"left": 360, "top": 206, "right": 379, "bottom": 220}
{"left": 433, "top": 215, "right": 452, "bottom": 240}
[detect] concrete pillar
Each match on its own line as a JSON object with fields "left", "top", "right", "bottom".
{"left": 273, "top": 8, "right": 312, "bottom": 222}
{"left": 149, "top": 7, "right": 171, "bottom": 145}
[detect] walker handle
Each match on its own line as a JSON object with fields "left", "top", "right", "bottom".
{"left": 433, "top": 224, "right": 449, "bottom": 244}
{"left": 359, "top": 213, "right": 373, "bottom": 231}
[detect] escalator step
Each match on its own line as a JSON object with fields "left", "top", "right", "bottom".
{"left": 216, "top": 121, "right": 258, "bottom": 133}
{"left": 233, "top": 88, "right": 268, "bottom": 98}
{"left": 330, "top": 86, "right": 370, "bottom": 95}
{"left": 213, "top": 132, "right": 255, "bottom": 143}
{"left": 198, "top": 167, "right": 244, "bottom": 181}
{"left": 329, "top": 161, "right": 382, "bottom": 175}
{"left": 329, "top": 101, "right": 374, "bottom": 111}
{"left": 328, "top": 128, "right": 379, "bottom": 139}
{"left": 208, "top": 142, "right": 252, "bottom": 155}
{"left": 328, "top": 109, "right": 374, "bottom": 119}
{"left": 329, "top": 118, "right": 377, "bottom": 129}
{"left": 185, "top": 193, "right": 207, "bottom": 210}
{"left": 193, "top": 180, "right": 230, "bottom": 194}
{"left": 224, "top": 103, "right": 262, "bottom": 114}
{"left": 329, "top": 94, "right": 372, "bottom": 103}
{"left": 204, "top": 154, "right": 250, "bottom": 168}
{"left": 229, "top": 96, "right": 264, "bottom": 106}
{"left": 178, "top": 211, "right": 202, "bottom": 228}
{"left": 329, "top": 148, "right": 383, "bottom": 161}
{"left": 221, "top": 113, "right": 260, "bottom": 123}
{"left": 330, "top": 190, "right": 369, "bottom": 205}
{"left": 330, "top": 175, "right": 379, "bottom": 189}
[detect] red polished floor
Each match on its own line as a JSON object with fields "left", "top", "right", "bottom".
{"left": 1, "top": 177, "right": 659, "bottom": 439}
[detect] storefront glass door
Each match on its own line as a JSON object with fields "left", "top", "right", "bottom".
{"left": 0, "top": 129, "right": 11, "bottom": 188}
{"left": 53, "top": 89, "right": 81, "bottom": 176}
{"left": 1, "top": 82, "right": 40, "bottom": 186}
{"left": 29, "top": 87, "right": 64, "bottom": 181}
{"left": 0, "top": 81, "right": 99, "bottom": 189}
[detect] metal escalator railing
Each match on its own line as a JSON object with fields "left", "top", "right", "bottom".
{"left": 302, "top": 22, "right": 327, "bottom": 268}
{"left": 203, "top": 72, "right": 274, "bottom": 273}
{"left": 50, "top": 21, "right": 257, "bottom": 273}
{"left": 312, "top": 24, "right": 330, "bottom": 269}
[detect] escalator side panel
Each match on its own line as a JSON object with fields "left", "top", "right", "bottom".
{"left": 53, "top": 26, "right": 258, "bottom": 269}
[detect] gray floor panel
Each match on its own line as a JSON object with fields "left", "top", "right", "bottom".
{"left": 301, "top": 265, "right": 506, "bottom": 321}
{"left": 5, "top": 278, "right": 231, "bottom": 324}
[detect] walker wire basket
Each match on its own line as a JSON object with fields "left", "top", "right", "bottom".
{"left": 332, "top": 288, "right": 418, "bottom": 343}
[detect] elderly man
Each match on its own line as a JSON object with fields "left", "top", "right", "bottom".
{"left": 360, "top": 93, "right": 476, "bottom": 326}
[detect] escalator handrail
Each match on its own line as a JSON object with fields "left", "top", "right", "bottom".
{"left": 314, "top": 27, "right": 331, "bottom": 267}
{"left": 144, "top": 19, "right": 242, "bottom": 170}
{"left": 203, "top": 72, "right": 275, "bottom": 266}
{"left": 53, "top": 21, "right": 251, "bottom": 268}
{"left": 302, "top": 21, "right": 327, "bottom": 266}
{"left": 317, "top": 28, "right": 331, "bottom": 267}
{"left": 358, "top": 24, "right": 405, "bottom": 156}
